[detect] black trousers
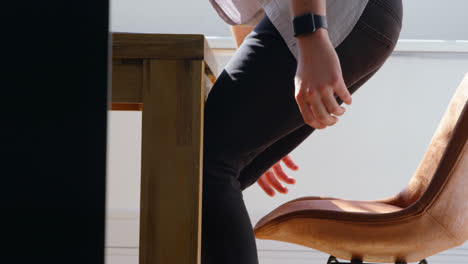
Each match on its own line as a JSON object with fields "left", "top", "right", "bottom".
{"left": 201, "top": 0, "right": 403, "bottom": 263}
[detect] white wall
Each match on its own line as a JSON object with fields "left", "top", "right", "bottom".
{"left": 107, "top": 1, "right": 468, "bottom": 263}
{"left": 110, "top": 0, "right": 468, "bottom": 40}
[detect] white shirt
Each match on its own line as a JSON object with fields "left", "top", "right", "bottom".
{"left": 209, "top": 0, "right": 369, "bottom": 59}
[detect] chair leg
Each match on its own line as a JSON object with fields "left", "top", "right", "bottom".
{"left": 326, "top": 255, "right": 428, "bottom": 264}
{"left": 327, "top": 256, "right": 338, "bottom": 264}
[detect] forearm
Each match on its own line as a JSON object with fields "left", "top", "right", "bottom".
{"left": 230, "top": 25, "right": 255, "bottom": 48}
{"left": 289, "top": 0, "right": 352, "bottom": 130}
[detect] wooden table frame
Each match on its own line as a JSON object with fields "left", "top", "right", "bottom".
{"left": 111, "top": 33, "right": 219, "bottom": 264}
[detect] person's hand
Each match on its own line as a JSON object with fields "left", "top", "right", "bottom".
{"left": 257, "top": 155, "right": 299, "bottom": 197}
{"left": 294, "top": 29, "right": 352, "bottom": 129}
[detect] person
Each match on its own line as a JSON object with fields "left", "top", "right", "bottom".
{"left": 202, "top": 0, "right": 403, "bottom": 263}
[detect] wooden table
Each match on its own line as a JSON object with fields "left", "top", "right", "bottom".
{"left": 111, "top": 33, "right": 219, "bottom": 264}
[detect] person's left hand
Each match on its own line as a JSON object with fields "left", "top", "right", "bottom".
{"left": 257, "top": 155, "right": 299, "bottom": 197}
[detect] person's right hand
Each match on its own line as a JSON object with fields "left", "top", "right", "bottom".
{"left": 294, "top": 29, "right": 352, "bottom": 129}
{"left": 257, "top": 155, "right": 299, "bottom": 197}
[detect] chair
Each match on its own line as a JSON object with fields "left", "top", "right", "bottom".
{"left": 253, "top": 73, "right": 468, "bottom": 264}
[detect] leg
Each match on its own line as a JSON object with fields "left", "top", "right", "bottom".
{"left": 202, "top": 15, "right": 302, "bottom": 264}
{"left": 237, "top": 0, "right": 403, "bottom": 190}
{"left": 202, "top": 0, "right": 403, "bottom": 262}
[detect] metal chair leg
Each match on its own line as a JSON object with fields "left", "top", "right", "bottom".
{"left": 327, "top": 256, "right": 339, "bottom": 264}
{"left": 326, "top": 255, "right": 428, "bottom": 264}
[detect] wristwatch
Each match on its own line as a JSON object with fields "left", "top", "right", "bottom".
{"left": 292, "top": 13, "right": 328, "bottom": 37}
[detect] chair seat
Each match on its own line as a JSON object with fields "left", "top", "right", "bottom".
{"left": 257, "top": 198, "right": 403, "bottom": 226}
{"left": 254, "top": 198, "right": 403, "bottom": 242}
{"left": 253, "top": 197, "right": 455, "bottom": 263}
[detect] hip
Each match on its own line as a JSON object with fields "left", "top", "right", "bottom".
{"left": 354, "top": 0, "right": 403, "bottom": 48}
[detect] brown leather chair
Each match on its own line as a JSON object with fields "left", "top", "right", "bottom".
{"left": 254, "top": 73, "right": 468, "bottom": 264}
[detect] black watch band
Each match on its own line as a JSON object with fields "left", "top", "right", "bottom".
{"left": 292, "top": 13, "right": 328, "bottom": 37}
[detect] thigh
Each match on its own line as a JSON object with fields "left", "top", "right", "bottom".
{"left": 203, "top": 14, "right": 301, "bottom": 172}
{"left": 336, "top": 0, "right": 403, "bottom": 94}
{"left": 237, "top": 0, "right": 403, "bottom": 189}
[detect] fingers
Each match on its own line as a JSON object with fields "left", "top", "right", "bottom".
{"left": 335, "top": 79, "right": 352, "bottom": 105}
{"left": 322, "top": 88, "right": 345, "bottom": 116}
{"left": 257, "top": 160, "right": 299, "bottom": 197}
{"left": 297, "top": 83, "right": 352, "bottom": 128}
{"left": 272, "top": 163, "right": 296, "bottom": 184}
{"left": 296, "top": 87, "right": 327, "bottom": 129}
{"left": 282, "top": 155, "right": 299, "bottom": 171}
{"left": 257, "top": 175, "right": 275, "bottom": 197}
{"left": 307, "top": 87, "right": 337, "bottom": 126}
{"left": 265, "top": 170, "right": 288, "bottom": 194}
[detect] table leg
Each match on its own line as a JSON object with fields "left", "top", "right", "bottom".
{"left": 139, "top": 59, "right": 204, "bottom": 264}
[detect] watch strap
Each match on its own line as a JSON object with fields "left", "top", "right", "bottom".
{"left": 292, "top": 13, "right": 328, "bottom": 37}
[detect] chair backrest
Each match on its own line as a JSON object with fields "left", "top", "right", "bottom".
{"left": 394, "top": 74, "right": 468, "bottom": 208}
{"left": 425, "top": 102, "right": 468, "bottom": 244}
{"left": 397, "top": 73, "right": 468, "bottom": 244}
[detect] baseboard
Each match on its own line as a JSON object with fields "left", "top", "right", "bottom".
{"left": 105, "top": 209, "right": 468, "bottom": 264}
{"left": 105, "top": 246, "right": 468, "bottom": 264}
